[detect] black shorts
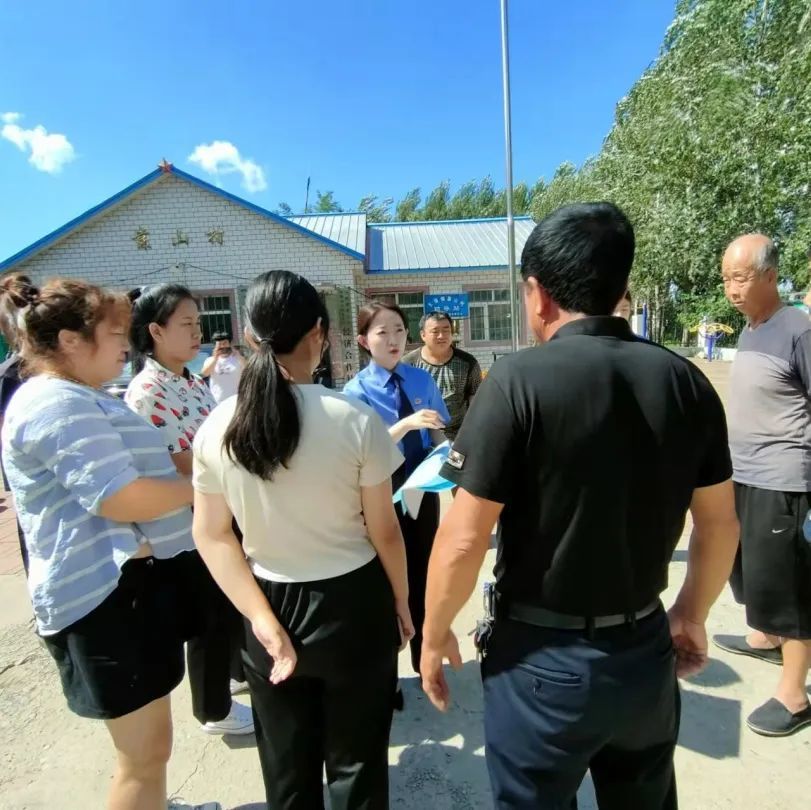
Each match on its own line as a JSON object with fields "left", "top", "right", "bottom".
{"left": 731, "top": 483, "right": 811, "bottom": 639}
{"left": 42, "top": 556, "right": 186, "bottom": 720}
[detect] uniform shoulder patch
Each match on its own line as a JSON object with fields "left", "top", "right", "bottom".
{"left": 447, "top": 448, "right": 466, "bottom": 469}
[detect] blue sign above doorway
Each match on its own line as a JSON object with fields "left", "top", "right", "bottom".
{"left": 424, "top": 293, "right": 469, "bottom": 318}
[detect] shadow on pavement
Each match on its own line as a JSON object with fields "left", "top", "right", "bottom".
{"left": 222, "top": 733, "right": 257, "bottom": 751}
{"left": 678, "top": 687, "right": 741, "bottom": 759}
{"left": 686, "top": 657, "right": 741, "bottom": 688}
{"left": 389, "top": 661, "right": 489, "bottom": 808}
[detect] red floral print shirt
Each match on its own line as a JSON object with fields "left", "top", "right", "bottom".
{"left": 125, "top": 357, "right": 217, "bottom": 454}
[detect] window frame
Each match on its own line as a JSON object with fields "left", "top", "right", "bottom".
{"left": 195, "top": 288, "right": 237, "bottom": 344}
{"left": 462, "top": 283, "right": 528, "bottom": 347}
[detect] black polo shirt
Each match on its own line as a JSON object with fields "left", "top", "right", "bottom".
{"left": 441, "top": 317, "right": 731, "bottom": 616}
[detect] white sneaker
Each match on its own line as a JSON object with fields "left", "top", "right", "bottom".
{"left": 202, "top": 701, "right": 254, "bottom": 736}
{"left": 229, "top": 678, "right": 249, "bottom": 696}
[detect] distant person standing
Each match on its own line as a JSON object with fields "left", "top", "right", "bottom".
{"left": 403, "top": 311, "right": 481, "bottom": 441}
{"left": 614, "top": 290, "right": 633, "bottom": 321}
{"left": 714, "top": 234, "right": 811, "bottom": 737}
{"left": 201, "top": 331, "right": 245, "bottom": 404}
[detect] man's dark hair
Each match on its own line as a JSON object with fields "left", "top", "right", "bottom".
{"left": 212, "top": 331, "right": 231, "bottom": 342}
{"left": 420, "top": 311, "right": 453, "bottom": 331}
{"left": 521, "top": 202, "right": 635, "bottom": 316}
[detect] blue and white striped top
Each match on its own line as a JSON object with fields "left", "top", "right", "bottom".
{"left": 1, "top": 376, "right": 194, "bottom": 635}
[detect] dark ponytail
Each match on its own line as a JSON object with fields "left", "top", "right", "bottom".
{"left": 223, "top": 270, "right": 328, "bottom": 480}
{"left": 128, "top": 284, "right": 196, "bottom": 373}
{"left": 0, "top": 273, "right": 36, "bottom": 350}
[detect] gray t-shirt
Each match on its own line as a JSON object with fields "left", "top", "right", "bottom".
{"left": 728, "top": 306, "right": 811, "bottom": 492}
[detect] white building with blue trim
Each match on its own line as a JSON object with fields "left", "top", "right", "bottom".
{"left": 0, "top": 161, "right": 535, "bottom": 382}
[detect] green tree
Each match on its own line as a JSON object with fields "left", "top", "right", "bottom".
{"left": 394, "top": 188, "right": 422, "bottom": 221}
{"left": 358, "top": 195, "right": 393, "bottom": 223}
{"left": 421, "top": 180, "right": 451, "bottom": 221}
{"left": 313, "top": 191, "right": 343, "bottom": 213}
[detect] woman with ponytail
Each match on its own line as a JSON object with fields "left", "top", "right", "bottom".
{"left": 192, "top": 270, "right": 413, "bottom": 809}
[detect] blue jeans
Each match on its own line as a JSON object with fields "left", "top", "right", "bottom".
{"left": 482, "top": 607, "right": 679, "bottom": 810}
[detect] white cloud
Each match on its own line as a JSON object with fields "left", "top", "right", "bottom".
{"left": 1, "top": 113, "right": 76, "bottom": 174}
{"left": 188, "top": 140, "right": 267, "bottom": 193}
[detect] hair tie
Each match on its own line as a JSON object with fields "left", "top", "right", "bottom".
{"left": 22, "top": 287, "right": 40, "bottom": 307}
{"left": 127, "top": 288, "right": 143, "bottom": 304}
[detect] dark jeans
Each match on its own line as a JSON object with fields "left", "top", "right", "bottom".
{"left": 482, "top": 607, "right": 679, "bottom": 810}
{"left": 396, "top": 492, "right": 439, "bottom": 674}
{"left": 245, "top": 558, "right": 399, "bottom": 809}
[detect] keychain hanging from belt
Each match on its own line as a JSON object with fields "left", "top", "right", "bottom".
{"left": 472, "top": 581, "right": 496, "bottom": 661}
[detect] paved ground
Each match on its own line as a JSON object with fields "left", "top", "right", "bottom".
{"left": 1, "top": 360, "right": 810, "bottom": 808}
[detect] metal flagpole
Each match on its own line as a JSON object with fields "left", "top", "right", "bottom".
{"left": 500, "top": 0, "right": 519, "bottom": 353}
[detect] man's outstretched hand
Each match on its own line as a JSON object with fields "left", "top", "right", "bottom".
{"left": 420, "top": 631, "right": 463, "bottom": 712}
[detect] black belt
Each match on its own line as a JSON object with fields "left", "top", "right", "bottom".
{"left": 506, "top": 599, "right": 661, "bottom": 631}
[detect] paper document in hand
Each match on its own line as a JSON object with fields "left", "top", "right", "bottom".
{"left": 392, "top": 441, "right": 455, "bottom": 518}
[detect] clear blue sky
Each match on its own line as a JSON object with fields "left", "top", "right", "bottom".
{"left": 0, "top": 0, "right": 676, "bottom": 260}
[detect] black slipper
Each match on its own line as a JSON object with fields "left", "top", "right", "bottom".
{"left": 712, "top": 634, "right": 782, "bottom": 665}
{"left": 747, "top": 698, "right": 811, "bottom": 737}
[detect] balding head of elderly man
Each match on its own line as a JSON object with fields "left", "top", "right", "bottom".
{"left": 722, "top": 233, "right": 782, "bottom": 326}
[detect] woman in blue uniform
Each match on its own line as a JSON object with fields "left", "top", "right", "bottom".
{"left": 344, "top": 302, "right": 450, "bottom": 674}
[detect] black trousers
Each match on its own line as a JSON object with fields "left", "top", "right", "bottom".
{"left": 165, "top": 549, "right": 244, "bottom": 724}
{"left": 482, "top": 607, "right": 679, "bottom": 810}
{"left": 730, "top": 482, "right": 811, "bottom": 639}
{"left": 244, "top": 558, "right": 399, "bottom": 810}
{"left": 396, "top": 492, "right": 439, "bottom": 674}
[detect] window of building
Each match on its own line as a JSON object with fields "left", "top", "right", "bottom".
{"left": 373, "top": 291, "right": 425, "bottom": 342}
{"left": 199, "top": 293, "right": 234, "bottom": 343}
{"left": 468, "top": 289, "right": 513, "bottom": 342}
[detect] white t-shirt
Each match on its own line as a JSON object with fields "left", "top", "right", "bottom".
{"left": 192, "top": 384, "right": 404, "bottom": 582}
{"left": 209, "top": 353, "right": 242, "bottom": 403}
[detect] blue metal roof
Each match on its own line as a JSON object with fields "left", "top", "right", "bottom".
{"left": 366, "top": 216, "right": 536, "bottom": 273}
{"left": 288, "top": 212, "right": 367, "bottom": 255}
{"left": 0, "top": 165, "right": 365, "bottom": 271}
